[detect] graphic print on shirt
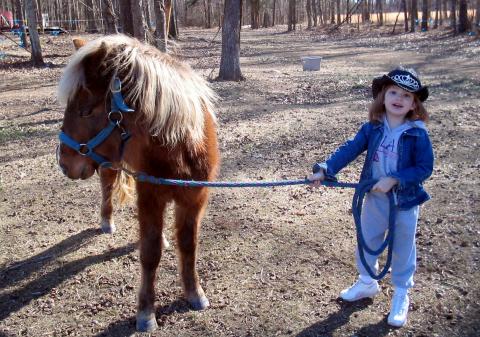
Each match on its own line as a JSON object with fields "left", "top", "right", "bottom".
{"left": 373, "top": 135, "right": 398, "bottom": 162}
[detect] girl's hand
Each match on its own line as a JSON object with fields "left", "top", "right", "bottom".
{"left": 371, "top": 176, "right": 398, "bottom": 193}
{"left": 307, "top": 170, "right": 325, "bottom": 188}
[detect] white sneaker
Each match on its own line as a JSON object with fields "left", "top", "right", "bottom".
{"left": 339, "top": 278, "right": 380, "bottom": 302}
{"left": 388, "top": 291, "right": 409, "bottom": 327}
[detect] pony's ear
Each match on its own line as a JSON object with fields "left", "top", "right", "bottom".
{"left": 72, "top": 38, "right": 87, "bottom": 50}
{"left": 82, "top": 42, "right": 111, "bottom": 89}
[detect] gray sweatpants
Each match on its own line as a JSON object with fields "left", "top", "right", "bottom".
{"left": 356, "top": 191, "right": 419, "bottom": 289}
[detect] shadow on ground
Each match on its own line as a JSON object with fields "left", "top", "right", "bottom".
{"left": 296, "top": 298, "right": 395, "bottom": 337}
{"left": 0, "top": 228, "right": 135, "bottom": 321}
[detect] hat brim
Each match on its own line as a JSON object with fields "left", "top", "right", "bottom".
{"left": 372, "top": 75, "right": 429, "bottom": 102}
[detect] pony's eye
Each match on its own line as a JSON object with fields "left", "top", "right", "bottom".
{"left": 79, "top": 108, "right": 93, "bottom": 117}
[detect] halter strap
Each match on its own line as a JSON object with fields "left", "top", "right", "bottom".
{"left": 58, "top": 77, "right": 134, "bottom": 165}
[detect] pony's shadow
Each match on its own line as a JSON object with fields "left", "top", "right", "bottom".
{"left": 0, "top": 228, "right": 99, "bottom": 289}
{"left": 0, "top": 228, "right": 135, "bottom": 321}
{"left": 296, "top": 298, "right": 387, "bottom": 337}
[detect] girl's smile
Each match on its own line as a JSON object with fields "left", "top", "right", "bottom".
{"left": 384, "top": 85, "right": 416, "bottom": 124}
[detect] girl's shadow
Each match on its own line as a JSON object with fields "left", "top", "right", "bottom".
{"left": 296, "top": 298, "right": 395, "bottom": 337}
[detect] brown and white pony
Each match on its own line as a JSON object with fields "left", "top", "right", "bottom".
{"left": 73, "top": 38, "right": 167, "bottom": 250}
{"left": 58, "top": 35, "right": 219, "bottom": 332}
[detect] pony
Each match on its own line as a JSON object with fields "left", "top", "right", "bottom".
{"left": 72, "top": 37, "right": 168, "bottom": 250}
{"left": 57, "top": 35, "right": 219, "bottom": 332}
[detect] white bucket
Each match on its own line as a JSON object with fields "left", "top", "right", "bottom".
{"left": 301, "top": 56, "right": 322, "bottom": 71}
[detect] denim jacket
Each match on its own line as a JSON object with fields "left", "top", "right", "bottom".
{"left": 320, "top": 121, "right": 434, "bottom": 210}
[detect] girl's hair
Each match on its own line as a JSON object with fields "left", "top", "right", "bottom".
{"left": 368, "top": 85, "right": 429, "bottom": 123}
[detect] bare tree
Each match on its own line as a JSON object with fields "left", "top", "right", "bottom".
{"left": 377, "top": 0, "right": 384, "bottom": 25}
{"left": 306, "top": 0, "right": 312, "bottom": 28}
{"left": 218, "top": 0, "right": 243, "bottom": 81}
{"left": 119, "top": 0, "right": 134, "bottom": 35}
{"left": 85, "top": 0, "right": 98, "bottom": 32}
{"left": 403, "top": 0, "right": 409, "bottom": 31}
{"left": 421, "top": 0, "right": 428, "bottom": 31}
{"left": 102, "top": 0, "right": 118, "bottom": 34}
{"left": 154, "top": 0, "right": 168, "bottom": 52}
{"left": 458, "top": 0, "right": 469, "bottom": 33}
{"left": 434, "top": 0, "right": 440, "bottom": 28}
{"left": 450, "top": 0, "right": 457, "bottom": 32}
{"left": 476, "top": 0, "right": 480, "bottom": 34}
{"left": 251, "top": 0, "right": 260, "bottom": 29}
{"left": 131, "top": 0, "right": 147, "bottom": 41}
{"left": 410, "top": 0, "right": 418, "bottom": 32}
{"left": 287, "top": 0, "right": 295, "bottom": 31}
{"left": 168, "top": 0, "right": 178, "bottom": 38}
{"left": 14, "top": 0, "right": 28, "bottom": 48}
{"left": 25, "top": 0, "right": 44, "bottom": 66}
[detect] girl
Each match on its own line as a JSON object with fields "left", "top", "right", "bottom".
{"left": 308, "top": 67, "right": 434, "bottom": 327}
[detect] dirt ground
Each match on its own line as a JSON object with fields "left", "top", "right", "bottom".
{"left": 0, "top": 25, "right": 479, "bottom": 337}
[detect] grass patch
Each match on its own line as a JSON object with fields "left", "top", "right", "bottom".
{"left": 0, "top": 125, "right": 56, "bottom": 145}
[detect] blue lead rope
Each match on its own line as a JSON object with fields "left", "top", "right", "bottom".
{"left": 130, "top": 167, "right": 394, "bottom": 280}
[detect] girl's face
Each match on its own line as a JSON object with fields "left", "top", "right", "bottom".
{"left": 383, "top": 85, "right": 416, "bottom": 120}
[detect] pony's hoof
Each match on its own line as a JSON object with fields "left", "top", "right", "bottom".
{"left": 188, "top": 296, "right": 210, "bottom": 310}
{"left": 100, "top": 219, "right": 116, "bottom": 234}
{"left": 136, "top": 312, "right": 158, "bottom": 332}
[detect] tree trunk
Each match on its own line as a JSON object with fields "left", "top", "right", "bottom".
{"left": 288, "top": 0, "right": 295, "bottom": 30}
{"left": 336, "top": 0, "right": 340, "bottom": 23}
{"left": 312, "top": 0, "right": 317, "bottom": 26}
{"left": 272, "top": 0, "right": 276, "bottom": 26}
{"left": 14, "top": 0, "right": 28, "bottom": 48}
{"left": 306, "top": 0, "right": 312, "bottom": 28}
{"left": 131, "top": 0, "right": 146, "bottom": 40}
{"left": 450, "top": 0, "right": 456, "bottom": 32}
{"left": 153, "top": 0, "right": 168, "bottom": 52}
{"left": 219, "top": 0, "right": 243, "bottom": 81}
{"left": 119, "top": 0, "right": 134, "bottom": 36}
{"left": 421, "top": 0, "right": 428, "bottom": 31}
{"left": 85, "top": 0, "right": 98, "bottom": 32}
{"left": 204, "top": 0, "right": 212, "bottom": 28}
{"left": 457, "top": 0, "right": 469, "bottom": 33}
{"left": 168, "top": 0, "right": 178, "bottom": 38}
{"left": 476, "top": 0, "right": 480, "bottom": 34}
{"left": 251, "top": 0, "right": 260, "bottom": 29}
{"left": 403, "top": 0, "right": 409, "bottom": 31}
{"left": 25, "top": 0, "right": 44, "bottom": 66}
{"left": 377, "top": 0, "right": 384, "bottom": 25}
{"left": 317, "top": 0, "right": 323, "bottom": 24}
{"left": 102, "top": 0, "right": 118, "bottom": 34}
{"left": 434, "top": 0, "right": 439, "bottom": 28}
{"left": 410, "top": 0, "right": 418, "bottom": 32}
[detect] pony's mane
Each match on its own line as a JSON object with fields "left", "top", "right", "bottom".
{"left": 58, "top": 34, "right": 217, "bottom": 145}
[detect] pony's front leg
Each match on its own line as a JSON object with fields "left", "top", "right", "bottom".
{"left": 136, "top": 186, "right": 166, "bottom": 332}
{"left": 99, "top": 167, "right": 118, "bottom": 234}
{"left": 175, "top": 197, "right": 209, "bottom": 310}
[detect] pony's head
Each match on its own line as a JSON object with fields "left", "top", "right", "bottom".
{"left": 57, "top": 34, "right": 217, "bottom": 180}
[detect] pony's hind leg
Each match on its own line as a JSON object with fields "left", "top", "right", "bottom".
{"left": 135, "top": 185, "right": 166, "bottom": 332}
{"left": 99, "top": 167, "right": 117, "bottom": 234}
{"left": 175, "top": 196, "right": 209, "bottom": 310}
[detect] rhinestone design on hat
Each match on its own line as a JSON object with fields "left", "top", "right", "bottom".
{"left": 390, "top": 74, "right": 420, "bottom": 90}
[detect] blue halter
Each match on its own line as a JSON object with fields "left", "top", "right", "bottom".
{"left": 58, "top": 77, "right": 134, "bottom": 166}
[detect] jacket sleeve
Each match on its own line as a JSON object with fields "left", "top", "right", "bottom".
{"left": 323, "top": 123, "right": 370, "bottom": 179}
{"left": 389, "top": 130, "right": 434, "bottom": 188}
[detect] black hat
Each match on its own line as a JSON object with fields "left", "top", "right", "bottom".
{"left": 372, "top": 68, "right": 429, "bottom": 102}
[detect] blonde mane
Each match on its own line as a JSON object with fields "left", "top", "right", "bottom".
{"left": 58, "top": 34, "right": 217, "bottom": 145}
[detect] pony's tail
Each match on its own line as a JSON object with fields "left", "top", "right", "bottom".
{"left": 113, "top": 170, "right": 135, "bottom": 206}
